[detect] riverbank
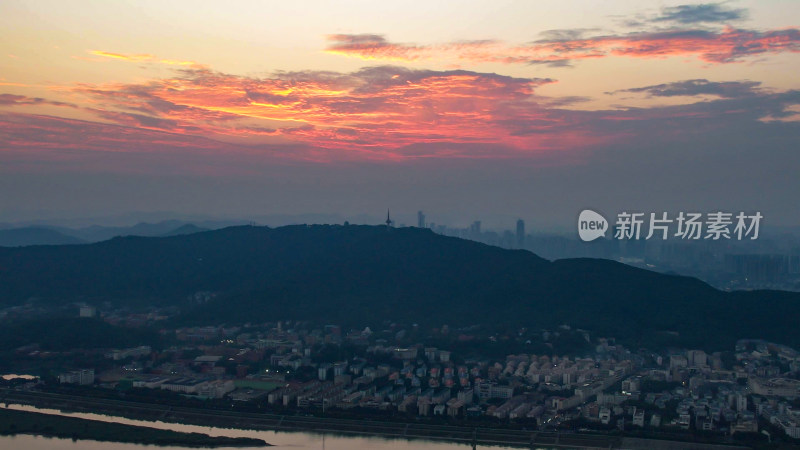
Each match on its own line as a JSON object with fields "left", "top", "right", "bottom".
{"left": 1, "top": 388, "right": 752, "bottom": 450}
{"left": 0, "top": 407, "right": 269, "bottom": 447}
{"left": 2, "top": 389, "right": 612, "bottom": 448}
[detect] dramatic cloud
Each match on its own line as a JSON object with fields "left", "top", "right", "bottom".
{"left": 2, "top": 64, "right": 798, "bottom": 165}
{"left": 65, "top": 66, "right": 586, "bottom": 156}
{"left": 326, "top": 26, "right": 800, "bottom": 65}
{"left": 652, "top": 3, "right": 747, "bottom": 25}
{"left": 608, "top": 79, "right": 763, "bottom": 98}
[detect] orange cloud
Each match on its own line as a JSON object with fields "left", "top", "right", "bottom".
{"left": 325, "top": 27, "right": 800, "bottom": 65}
{"left": 69, "top": 66, "right": 583, "bottom": 156}
{"left": 61, "top": 62, "right": 800, "bottom": 161}
{"left": 5, "top": 59, "right": 798, "bottom": 163}
{"left": 88, "top": 50, "right": 204, "bottom": 67}
{"left": 89, "top": 50, "right": 155, "bottom": 61}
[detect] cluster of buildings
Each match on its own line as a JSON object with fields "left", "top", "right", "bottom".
{"left": 568, "top": 341, "right": 800, "bottom": 440}
{"left": 49, "top": 319, "right": 800, "bottom": 443}
{"left": 57, "top": 369, "right": 94, "bottom": 385}
{"left": 132, "top": 377, "right": 235, "bottom": 398}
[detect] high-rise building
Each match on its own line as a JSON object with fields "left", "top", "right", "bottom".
{"left": 417, "top": 211, "right": 426, "bottom": 228}
{"left": 466, "top": 220, "right": 481, "bottom": 241}
{"left": 516, "top": 219, "right": 525, "bottom": 248}
{"left": 470, "top": 221, "right": 481, "bottom": 237}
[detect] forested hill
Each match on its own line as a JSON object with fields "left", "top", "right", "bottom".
{"left": 0, "top": 224, "right": 797, "bottom": 350}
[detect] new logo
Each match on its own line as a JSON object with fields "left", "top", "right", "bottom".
{"left": 578, "top": 209, "right": 608, "bottom": 242}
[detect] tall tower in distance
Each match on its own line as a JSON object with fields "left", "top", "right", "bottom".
{"left": 417, "top": 211, "right": 425, "bottom": 228}
{"left": 516, "top": 219, "right": 525, "bottom": 249}
{"left": 385, "top": 209, "right": 393, "bottom": 228}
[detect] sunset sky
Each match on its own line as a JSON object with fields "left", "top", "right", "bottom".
{"left": 1, "top": 1, "right": 799, "bottom": 228}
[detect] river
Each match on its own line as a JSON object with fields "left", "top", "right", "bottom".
{"left": 2, "top": 404, "right": 557, "bottom": 450}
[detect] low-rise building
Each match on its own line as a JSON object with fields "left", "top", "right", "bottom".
{"left": 58, "top": 369, "right": 94, "bottom": 385}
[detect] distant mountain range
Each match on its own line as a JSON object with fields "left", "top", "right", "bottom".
{"left": 0, "top": 224, "right": 797, "bottom": 351}
{"left": 160, "top": 224, "right": 210, "bottom": 237}
{"left": 0, "top": 227, "right": 86, "bottom": 247}
{"left": 0, "top": 221, "right": 214, "bottom": 246}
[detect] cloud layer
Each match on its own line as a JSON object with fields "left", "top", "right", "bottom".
{"left": 57, "top": 66, "right": 596, "bottom": 158}
{"left": 651, "top": 3, "right": 747, "bottom": 25}
{"left": 1, "top": 3, "right": 798, "bottom": 164}
{"left": 2, "top": 66, "right": 798, "bottom": 165}
{"left": 0, "top": 93, "right": 76, "bottom": 108}
{"left": 609, "top": 79, "right": 763, "bottom": 98}
{"left": 326, "top": 26, "right": 800, "bottom": 66}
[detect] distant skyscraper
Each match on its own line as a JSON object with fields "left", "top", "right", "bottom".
{"left": 470, "top": 220, "right": 481, "bottom": 238}
{"left": 417, "top": 211, "right": 426, "bottom": 228}
{"left": 516, "top": 219, "right": 525, "bottom": 248}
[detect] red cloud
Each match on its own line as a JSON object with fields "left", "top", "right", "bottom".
{"left": 69, "top": 66, "right": 591, "bottom": 156}
{"left": 4, "top": 64, "right": 798, "bottom": 164}
{"left": 325, "top": 27, "right": 800, "bottom": 65}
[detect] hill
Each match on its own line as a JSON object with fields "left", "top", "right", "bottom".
{"left": 61, "top": 220, "right": 198, "bottom": 242}
{"left": 0, "top": 227, "right": 86, "bottom": 247}
{"left": 0, "top": 224, "right": 797, "bottom": 351}
{"left": 161, "top": 223, "right": 210, "bottom": 237}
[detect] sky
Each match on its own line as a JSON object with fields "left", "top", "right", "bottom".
{"left": 1, "top": 0, "right": 799, "bottom": 229}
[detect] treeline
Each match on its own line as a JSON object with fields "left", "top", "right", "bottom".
{"left": 0, "top": 317, "right": 162, "bottom": 352}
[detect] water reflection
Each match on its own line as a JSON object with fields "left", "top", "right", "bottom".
{"left": 1, "top": 374, "right": 38, "bottom": 380}
{"left": 3, "top": 405, "right": 552, "bottom": 449}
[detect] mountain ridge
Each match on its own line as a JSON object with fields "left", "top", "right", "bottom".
{"left": 0, "top": 227, "right": 86, "bottom": 247}
{"left": 0, "top": 224, "right": 796, "bottom": 351}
